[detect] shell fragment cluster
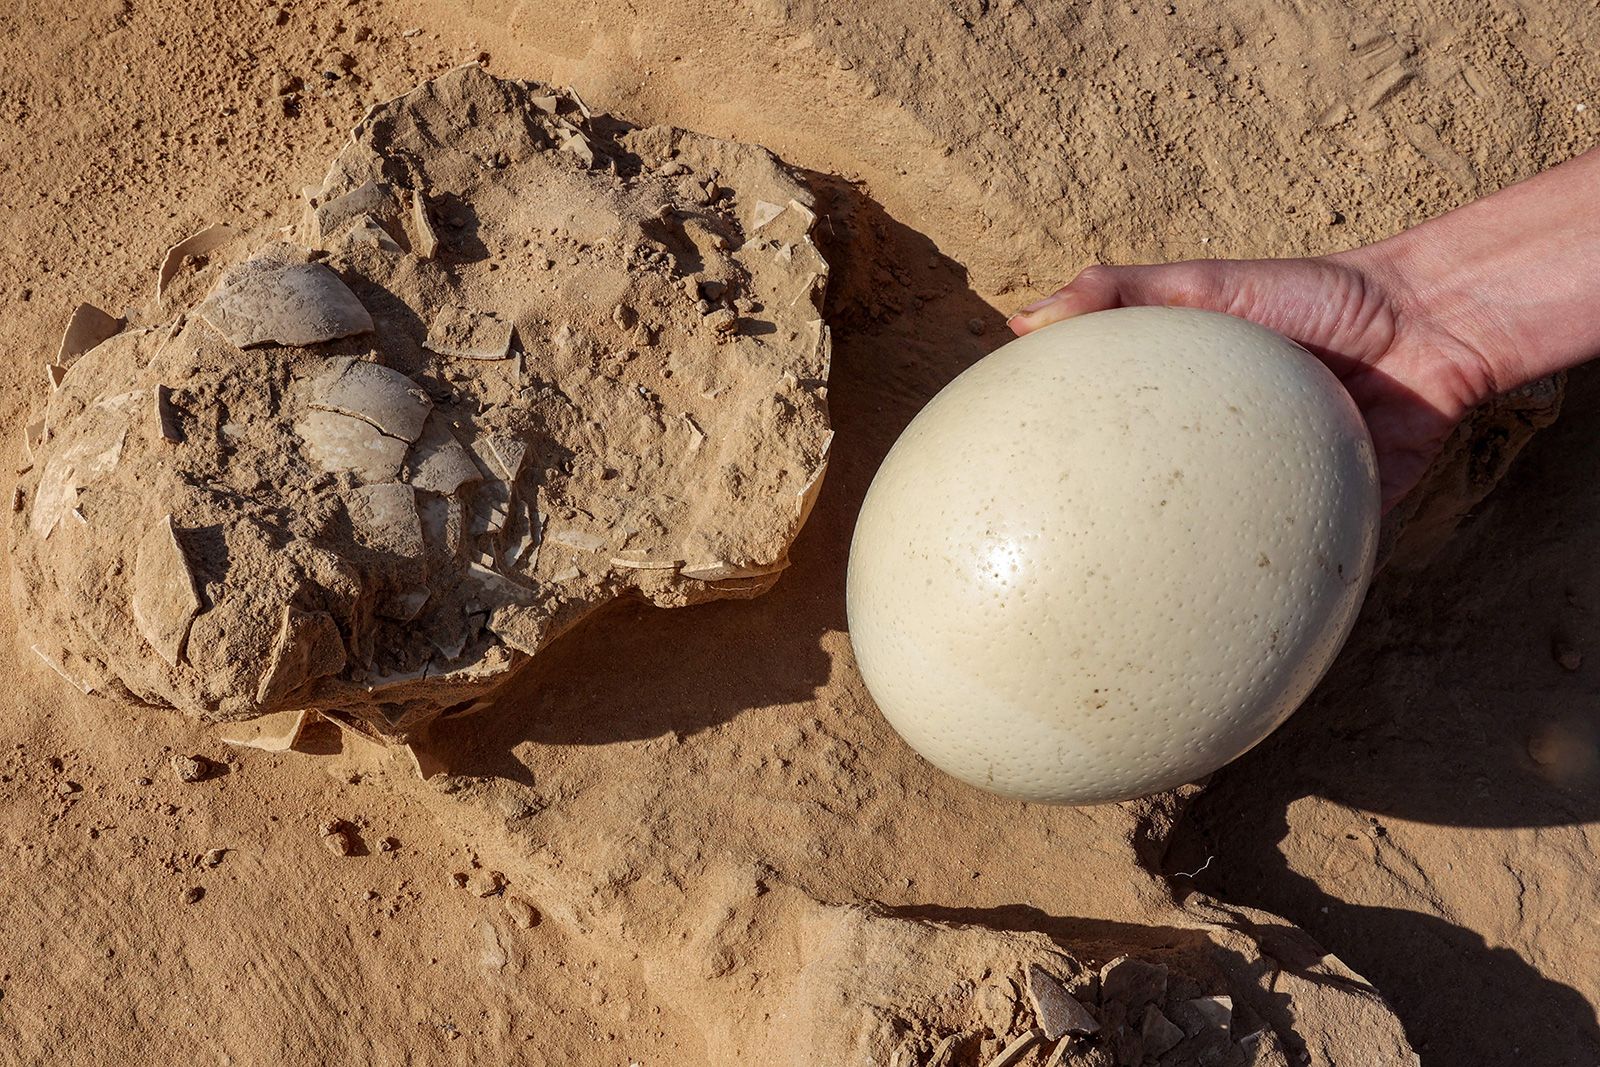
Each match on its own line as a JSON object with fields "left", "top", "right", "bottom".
{"left": 9, "top": 65, "right": 834, "bottom": 742}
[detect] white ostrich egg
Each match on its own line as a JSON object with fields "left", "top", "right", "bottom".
{"left": 847, "top": 306, "right": 1380, "bottom": 805}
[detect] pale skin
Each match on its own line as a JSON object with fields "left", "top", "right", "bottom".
{"left": 1008, "top": 146, "right": 1600, "bottom": 511}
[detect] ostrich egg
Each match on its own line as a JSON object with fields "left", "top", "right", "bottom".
{"left": 846, "top": 306, "right": 1380, "bottom": 805}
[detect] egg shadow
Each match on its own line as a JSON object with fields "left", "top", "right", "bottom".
{"left": 1163, "top": 363, "right": 1600, "bottom": 1063}
{"left": 423, "top": 174, "right": 1011, "bottom": 777}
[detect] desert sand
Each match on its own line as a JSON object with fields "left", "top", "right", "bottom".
{"left": 0, "top": 1, "right": 1597, "bottom": 1065}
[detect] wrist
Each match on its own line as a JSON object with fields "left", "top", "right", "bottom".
{"left": 1341, "top": 148, "right": 1600, "bottom": 397}
{"left": 1331, "top": 232, "right": 1507, "bottom": 405}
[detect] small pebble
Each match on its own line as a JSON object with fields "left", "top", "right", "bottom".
{"left": 322, "top": 830, "right": 354, "bottom": 856}
{"left": 133, "top": 777, "right": 153, "bottom": 787}
{"left": 378, "top": 836, "right": 399, "bottom": 852}
{"left": 56, "top": 781, "right": 81, "bottom": 796}
{"left": 967, "top": 317, "right": 986, "bottom": 336}
{"left": 182, "top": 887, "right": 205, "bottom": 905}
{"left": 172, "top": 755, "right": 210, "bottom": 783}
{"left": 706, "top": 308, "right": 738, "bottom": 334}
{"left": 202, "top": 848, "right": 227, "bottom": 868}
{"left": 363, "top": 890, "right": 379, "bottom": 901}
{"left": 264, "top": 5, "right": 286, "bottom": 26}
{"left": 504, "top": 896, "right": 541, "bottom": 929}
{"left": 466, "top": 869, "right": 507, "bottom": 897}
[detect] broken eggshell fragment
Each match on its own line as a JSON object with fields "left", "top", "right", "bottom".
{"left": 425, "top": 306, "right": 514, "bottom": 360}
{"left": 200, "top": 259, "right": 374, "bottom": 348}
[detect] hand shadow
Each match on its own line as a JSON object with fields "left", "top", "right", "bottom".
{"left": 1165, "top": 363, "right": 1600, "bottom": 1064}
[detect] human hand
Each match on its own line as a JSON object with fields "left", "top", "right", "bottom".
{"left": 1006, "top": 252, "right": 1497, "bottom": 512}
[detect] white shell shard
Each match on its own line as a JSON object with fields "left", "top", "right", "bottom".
{"left": 200, "top": 260, "right": 374, "bottom": 348}
{"left": 297, "top": 408, "right": 409, "bottom": 482}
{"left": 311, "top": 357, "right": 432, "bottom": 442}
{"left": 343, "top": 214, "right": 403, "bottom": 254}
{"left": 500, "top": 499, "right": 540, "bottom": 569}
{"left": 410, "top": 191, "right": 439, "bottom": 260}
{"left": 546, "top": 528, "right": 606, "bottom": 553}
{"left": 314, "top": 179, "right": 395, "bottom": 237}
{"left": 680, "top": 558, "right": 789, "bottom": 581}
{"left": 131, "top": 515, "right": 202, "bottom": 668}
{"left": 255, "top": 605, "right": 348, "bottom": 705}
{"left": 424, "top": 306, "right": 514, "bottom": 360}
{"left": 218, "top": 708, "right": 315, "bottom": 752}
{"left": 847, "top": 307, "right": 1380, "bottom": 806}
{"left": 347, "top": 482, "right": 424, "bottom": 557}
{"left": 31, "top": 413, "right": 127, "bottom": 540}
{"left": 750, "top": 199, "right": 786, "bottom": 231}
{"left": 484, "top": 434, "right": 528, "bottom": 482}
{"left": 56, "top": 303, "right": 123, "bottom": 366}
{"left": 31, "top": 644, "right": 96, "bottom": 694}
{"left": 406, "top": 414, "right": 483, "bottom": 494}
{"left": 557, "top": 128, "right": 595, "bottom": 167}
{"left": 156, "top": 222, "right": 237, "bottom": 299}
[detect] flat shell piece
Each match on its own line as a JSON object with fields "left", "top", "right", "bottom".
{"left": 312, "top": 357, "right": 432, "bottom": 442}
{"left": 406, "top": 415, "right": 483, "bottom": 494}
{"left": 157, "top": 223, "right": 237, "bottom": 299}
{"left": 484, "top": 434, "right": 528, "bottom": 481}
{"left": 347, "top": 483, "right": 424, "bottom": 557}
{"left": 410, "top": 191, "right": 439, "bottom": 259}
{"left": 31, "top": 645, "right": 95, "bottom": 694}
{"left": 1026, "top": 964, "right": 1100, "bottom": 1039}
{"left": 1140, "top": 1006, "right": 1185, "bottom": 1058}
{"left": 314, "top": 179, "right": 394, "bottom": 237}
{"left": 200, "top": 260, "right": 374, "bottom": 348}
{"left": 1185, "top": 995, "right": 1232, "bottom": 1032}
{"left": 750, "top": 199, "right": 786, "bottom": 231}
{"left": 218, "top": 709, "right": 316, "bottom": 752}
{"left": 344, "top": 214, "right": 403, "bottom": 254}
{"left": 499, "top": 499, "right": 540, "bottom": 569}
{"left": 131, "top": 515, "right": 202, "bottom": 668}
{"left": 424, "top": 306, "right": 514, "bottom": 360}
{"left": 680, "top": 558, "right": 789, "bottom": 581}
{"left": 466, "top": 562, "right": 538, "bottom": 608}
{"left": 983, "top": 1029, "right": 1043, "bottom": 1067}
{"left": 56, "top": 303, "right": 123, "bottom": 366}
{"left": 296, "top": 409, "right": 408, "bottom": 482}
{"left": 546, "top": 528, "right": 606, "bottom": 553}
{"left": 255, "top": 606, "right": 348, "bottom": 705}
{"left": 557, "top": 128, "right": 594, "bottom": 167}
{"left": 31, "top": 418, "right": 127, "bottom": 540}
{"left": 611, "top": 554, "right": 683, "bottom": 571}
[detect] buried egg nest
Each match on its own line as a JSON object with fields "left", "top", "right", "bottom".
{"left": 10, "top": 64, "right": 834, "bottom": 743}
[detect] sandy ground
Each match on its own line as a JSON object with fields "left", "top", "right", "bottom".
{"left": 1, "top": 0, "right": 1598, "bottom": 1064}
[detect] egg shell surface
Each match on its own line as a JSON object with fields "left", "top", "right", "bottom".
{"left": 846, "top": 306, "right": 1380, "bottom": 805}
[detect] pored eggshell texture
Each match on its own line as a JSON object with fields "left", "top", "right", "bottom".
{"left": 847, "top": 307, "right": 1380, "bottom": 805}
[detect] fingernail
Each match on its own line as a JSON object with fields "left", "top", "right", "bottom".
{"left": 1016, "top": 294, "right": 1060, "bottom": 315}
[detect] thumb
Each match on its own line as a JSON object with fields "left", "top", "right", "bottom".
{"left": 1008, "top": 262, "right": 1224, "bottom": 336}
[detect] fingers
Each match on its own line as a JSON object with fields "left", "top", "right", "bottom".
{"left": 1008, "top": 263, "right": 1218, "bottom": 336}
